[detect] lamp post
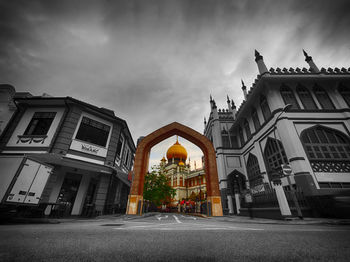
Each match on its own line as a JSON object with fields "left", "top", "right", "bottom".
{"left": 273, "top": 104, "right": 303, "bottom": 219}
{"left": 197, "top": 173, "right": 202, "bottom": 213}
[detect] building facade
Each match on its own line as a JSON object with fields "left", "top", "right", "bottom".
{"left": 160, "top": 138, "right": 207, "bottom": 207}
{"left": 0, "top": 90, "right": 135, "bottom": 217}
{"left": 204, "top": 50, "right": 350, "bottom": 217}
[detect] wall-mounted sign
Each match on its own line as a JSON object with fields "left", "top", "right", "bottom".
{"left": 81, "top": 144, "right": 99, "bottom": 154}
{"left": 70, "top": 139, "right": 107, "bottom": 157}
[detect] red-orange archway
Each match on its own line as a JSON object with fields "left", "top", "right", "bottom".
{"left": 126, "top": 122, "right": 223, "bottom": 216}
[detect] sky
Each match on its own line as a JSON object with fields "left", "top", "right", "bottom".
{"left": 1, "top": 0, "right": 350, "bottom": 166}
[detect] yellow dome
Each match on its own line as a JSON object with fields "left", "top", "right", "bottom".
{"left": 166, "top": 139, "right": 187, "bottom": 161}
{"left": 178, "top": 161, "right": 185, "bottom": 166}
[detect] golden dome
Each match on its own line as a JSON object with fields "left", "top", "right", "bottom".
{"left": 166, "top": 139, "right": 187, "bottom": 161}
{"left": 178, "top": 161, "right": 185, "bottom": 166}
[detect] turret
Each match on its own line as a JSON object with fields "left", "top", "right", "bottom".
{"left": 303, "top": 49, "right": 320, "bottom": 73}
{"left": 241, "top": 79, "right": 247, "bottom": 100}
{"left": 255, "top": 50, "right": 269, "bottom": 75}
{"left": 227, "top": 95, "right": 232, "bottom": 112}
{"left": 231, "top": 99, "right": 236, "bottom": 119}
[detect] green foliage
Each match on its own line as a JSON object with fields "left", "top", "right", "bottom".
{"left": 143, "top": 165, "right": 176, "bottom": 206}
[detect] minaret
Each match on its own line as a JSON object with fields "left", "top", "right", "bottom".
{"left": 255, "top": 50, "right": 269, "bottom": 75}
{"left": 241, "top": 79, "right": 247, "bottom": 100}
{"left": 303, "top": 49, "right": 320, "bottom": 73}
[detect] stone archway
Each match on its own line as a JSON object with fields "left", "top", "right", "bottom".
{"left": 126, "top": 122, "right": 223, "bottom": 216}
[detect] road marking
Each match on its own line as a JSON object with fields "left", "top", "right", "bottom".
{"left": 156, "top": 215, "right": 168, "bottom": 221}
{"left": 181, "top": 215, "right": 196, "bottom": 220}
{"left": 173, "top": 215, "right": 182, "bottom": 223}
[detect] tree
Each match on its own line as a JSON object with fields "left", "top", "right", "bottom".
{"left": 143, "top": 165, "right": 176, "bottom": 206}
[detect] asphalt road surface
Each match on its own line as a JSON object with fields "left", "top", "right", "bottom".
{"left": 0, "top": 214, "right": 349, "bottom": 262}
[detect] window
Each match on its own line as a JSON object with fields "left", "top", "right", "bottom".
{"left": 264, "top": 137, "right": 288, "bottom": 173}
{"left": 280, "top": 85, "right": 299, "bottom": 109}
{"left": 297, "top": 85, "right": 317, "bottom": 109}
{"left": 229, "top": 131, "right": 239, "bottom": 149}
{"left": 244, "top": 119, "right": 251, "bottom": 139}
{"left": 116, "top": 135, "right": 125, "bottom": 158}
{"left": 260, "top": 96, "right": 271, "bottom": 121}
{"left": 301, "top": 126, "right": 350, "bottom": 162}
{"left": 301, "top": 126, "right": 350, "bottom": 173}
{"left": 238, "top": 126, "right": 245, "bottom": 146}
{"left": 221, "top": 129, "right": 230, "bottom": 148}
{"left": 252, "top": 109, "right": 260, "bottom": 131}
{"left": 124, "top": 149, "right": 130, "bottom": 166}
{"left": 246, "top": 154, "right": 263, "bottom": 187}
{"left": 76, "top": 117, "right": 111, "bottom": 147}
{"left": 338, "top": 84, "right": 350, "bottom": 107}
{"left": 313, "top": 85, "right": 335, "bottom": 109}
{"left": 24, "top": 112, "right": 56, "bottom": 135}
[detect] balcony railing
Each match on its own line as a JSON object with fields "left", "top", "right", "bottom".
{"left": 17, "top": 135, "right": 47, "bottom": 144}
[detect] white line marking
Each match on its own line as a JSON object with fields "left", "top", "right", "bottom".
{"left": 181, "top": 215, "right": 197, "bottom": 220}
{"left": 156, "top": 215, "right": 168, "bottom": 221}
{"left": 173, "top": 215, "right": 182, "bottom": 224}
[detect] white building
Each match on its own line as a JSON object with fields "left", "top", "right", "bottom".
{"left": 204, "top": 50, "right": 350, "bottom": 218}
{"left": 0, "top": 90, "right": 135, "bottom": 217}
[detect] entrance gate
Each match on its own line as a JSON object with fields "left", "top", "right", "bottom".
{"left": 126, "top": 122, "right": 223, "bottom": 216}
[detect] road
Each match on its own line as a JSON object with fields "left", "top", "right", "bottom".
{"left": 0, "top": 214, "right": 349, "bottom": 262}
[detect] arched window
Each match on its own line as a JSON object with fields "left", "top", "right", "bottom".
{"left": 229, "top": 131, "right": 239, "bottom": 149}
{"left": 221, "top": 129, "right": 230, "bottom": 148}
{"left": 313, "top": 85, "right": 335, "bottom": 109}
{"left": 297, "top": 85, "right": 317, "bottom": 109}
{"left": 252, "top": 108, "right": 261, "bottom": 131}
{"left": 238, "top": 126, "right": 245, "bottom": 146}
{"left": 246, "top": 154, "right": 263, "bottom": 187}
{"left": 301, "top": 126, "right": 350, "bottom": 173}
{"left": 260, "top": 95, "right": 271, "bottom": 121}
{"left": 244, "top": 119, "right": 251, "bottom": 139}
{"left": 280, "top": 85, "right": 299, "bottom": 109}
{"left": 264, "top": 137, "right": 288, "bottom": 175}
{"left": 338, "top": 84, "right": 350, "bottom": 107}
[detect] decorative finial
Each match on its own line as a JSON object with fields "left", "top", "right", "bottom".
{"left": 241, "top": 79, "right": 246, "bottom": 89}
{"left": 303, "top": 49, "right": 308, "bottom": 58}
{"left": 302, "top": 49, "right": 320, "bottom": 73}
{"left": 231, "top": 99, "right": 236, "bottom": 109}
{"left": 227, "top": 95, "right": 230, "bottom": 102}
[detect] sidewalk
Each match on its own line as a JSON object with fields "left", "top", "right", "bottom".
{"left": 211, "top": 215, "right": 350, "bottom": 225}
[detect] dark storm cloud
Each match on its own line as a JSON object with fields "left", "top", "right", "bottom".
{"left": 1, "top": 0, "right": 349, "bottom": 142}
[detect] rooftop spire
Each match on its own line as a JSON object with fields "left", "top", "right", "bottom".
{"left": 302, "top": 49, "right": 320, "bottom": 73}
{"left": 254, "top": 49, "right": 269, "bottom": 75}
{"left": 241, "top": 79, "right": 247, "bottom": 100}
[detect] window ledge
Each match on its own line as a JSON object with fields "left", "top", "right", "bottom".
{"left": 17, "top": 135, "right": 47, "bottom": 144}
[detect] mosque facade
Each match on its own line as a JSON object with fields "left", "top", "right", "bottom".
{"left": 159, "top": 137, "right": 207, "bottom": 208}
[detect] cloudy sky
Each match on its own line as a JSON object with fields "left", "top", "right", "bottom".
{"left": 1, "top": 0, "right": 350, "bottom": 167}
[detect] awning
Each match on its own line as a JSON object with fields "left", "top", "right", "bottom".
{"left": 28, "top": 153, "right": 113, "bottom": 174}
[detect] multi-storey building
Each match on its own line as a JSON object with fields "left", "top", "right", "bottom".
{"left": 0, "top": 89, "right": 135, "bottom": 217}
{"left": 204, "top": 50, "right": 350, "bottom": 217}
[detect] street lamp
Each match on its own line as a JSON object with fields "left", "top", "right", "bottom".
{"left": 197, "top": 173, "right": 202, "bottom": 213}
{"left": 273, "top": 104, "right": 303, "bottom": 219}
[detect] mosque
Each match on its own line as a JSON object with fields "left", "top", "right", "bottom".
{"left": 159, "top": 137, "right": 207, "bottom": 207}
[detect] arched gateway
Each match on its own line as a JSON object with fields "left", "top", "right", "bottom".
{"left": 126, "top": 122, "right": 223, "bottom": 216}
